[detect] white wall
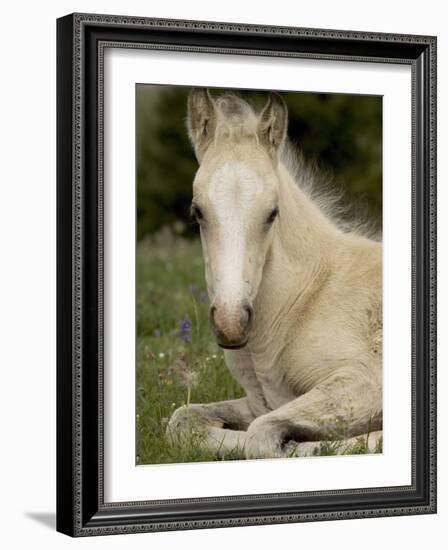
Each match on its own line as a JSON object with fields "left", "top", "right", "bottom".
{"left": 0, "top": 1, "right": 445, "bottom": 548}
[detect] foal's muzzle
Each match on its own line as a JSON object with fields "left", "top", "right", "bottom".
{"left": 209, "top": 300, "right": 253, "bottom": 349}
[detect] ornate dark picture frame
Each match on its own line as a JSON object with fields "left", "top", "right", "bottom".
{"left": 56, "top": 13, "right": 437, "bottom": 537}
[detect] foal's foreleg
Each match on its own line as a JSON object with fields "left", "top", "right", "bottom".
{"left": 245, "top": 370, "right": 382, "bottom": 459}
{"left": 204, "top": 427, "right": 248, "bottom": 456}
{"left": 167, "top": 397, "right": 254, "bottom": 455}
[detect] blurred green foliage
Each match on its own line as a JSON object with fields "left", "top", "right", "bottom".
{"left": 136, "top": 86, "right": 382, "bottom": 240}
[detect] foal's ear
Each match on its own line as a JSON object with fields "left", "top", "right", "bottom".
{"left": 187, "top": 88, "right": 216, "bottom": 162}
{"left": 257, "top": 92, "right": 288, "bottom": 160}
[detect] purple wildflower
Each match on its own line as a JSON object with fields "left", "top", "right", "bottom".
{"left": 177, "top": 316, "right": 192, "bottom": 343}
{"left": 153, "top": 329, "right": 161, "bottom": 337}
{"left": 179, "top": 317, "right": 192, "bottom": 332}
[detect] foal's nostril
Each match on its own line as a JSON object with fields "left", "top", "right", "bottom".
{"left": 209, "top": 305, "right": 217, "bottom": 326}
{"left": 242, "top": 303, "right": 253, "bottom": 328}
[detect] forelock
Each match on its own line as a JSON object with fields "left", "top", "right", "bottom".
{"left": 213, "top": 94, "right": 259, "bottom": 143}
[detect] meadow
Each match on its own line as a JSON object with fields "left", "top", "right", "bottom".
{"left": 136, "top": 228, "right": 245, "bottom": 464}
{"left": 136, "top": 228, "right": 382, "bottom": 465}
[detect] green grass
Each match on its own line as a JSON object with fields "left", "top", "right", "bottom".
{"left": 136, "top": 231, "right": 245, "bottom": 465}
{"left": 315, "top": 434, "right": 382, "bottom": 457}
{"left": 136, "top": 230, "right": 381, "bottom": 464}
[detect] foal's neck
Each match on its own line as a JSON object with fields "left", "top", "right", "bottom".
{"left": 278, "top": 163, "right": 335, "bottom": 262}
{"left": 257, "top": 163, "right": 337, "bottom": 315}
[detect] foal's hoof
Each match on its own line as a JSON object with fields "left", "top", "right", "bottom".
{"left": 166, "top": 405, "right": 191, "bottom": 445}
{"left": 281, "top": 440, "right": 319, "bottom": 457}
{"left": 166, "top": 405, "right": 208, "bottom": 446}
{"left": 244, "top": 418, "right": 284, "bottom": 459}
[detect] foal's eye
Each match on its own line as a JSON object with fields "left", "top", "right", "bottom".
{"left": 191, "top": 204, "right": 204, "bottom": 222}
{"left": 265, "top": 207, "right": 279, "bottom": 225}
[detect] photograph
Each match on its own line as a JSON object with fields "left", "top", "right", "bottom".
{"left": 2, "top": 0, "right": 444, "bottom": 545}
{"left": 56, "top": 12, "right": 436, "bottom": 536}
{"left": 135, "top": 85, "right": 383, "bottom": 465}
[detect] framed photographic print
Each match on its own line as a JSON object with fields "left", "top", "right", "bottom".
{"left": 56, "top": 13, "right": 437, "bottom": 536}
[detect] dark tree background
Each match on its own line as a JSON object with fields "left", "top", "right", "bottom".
{"left": 136, "top": 86, "right": 382, "bottom": 241}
